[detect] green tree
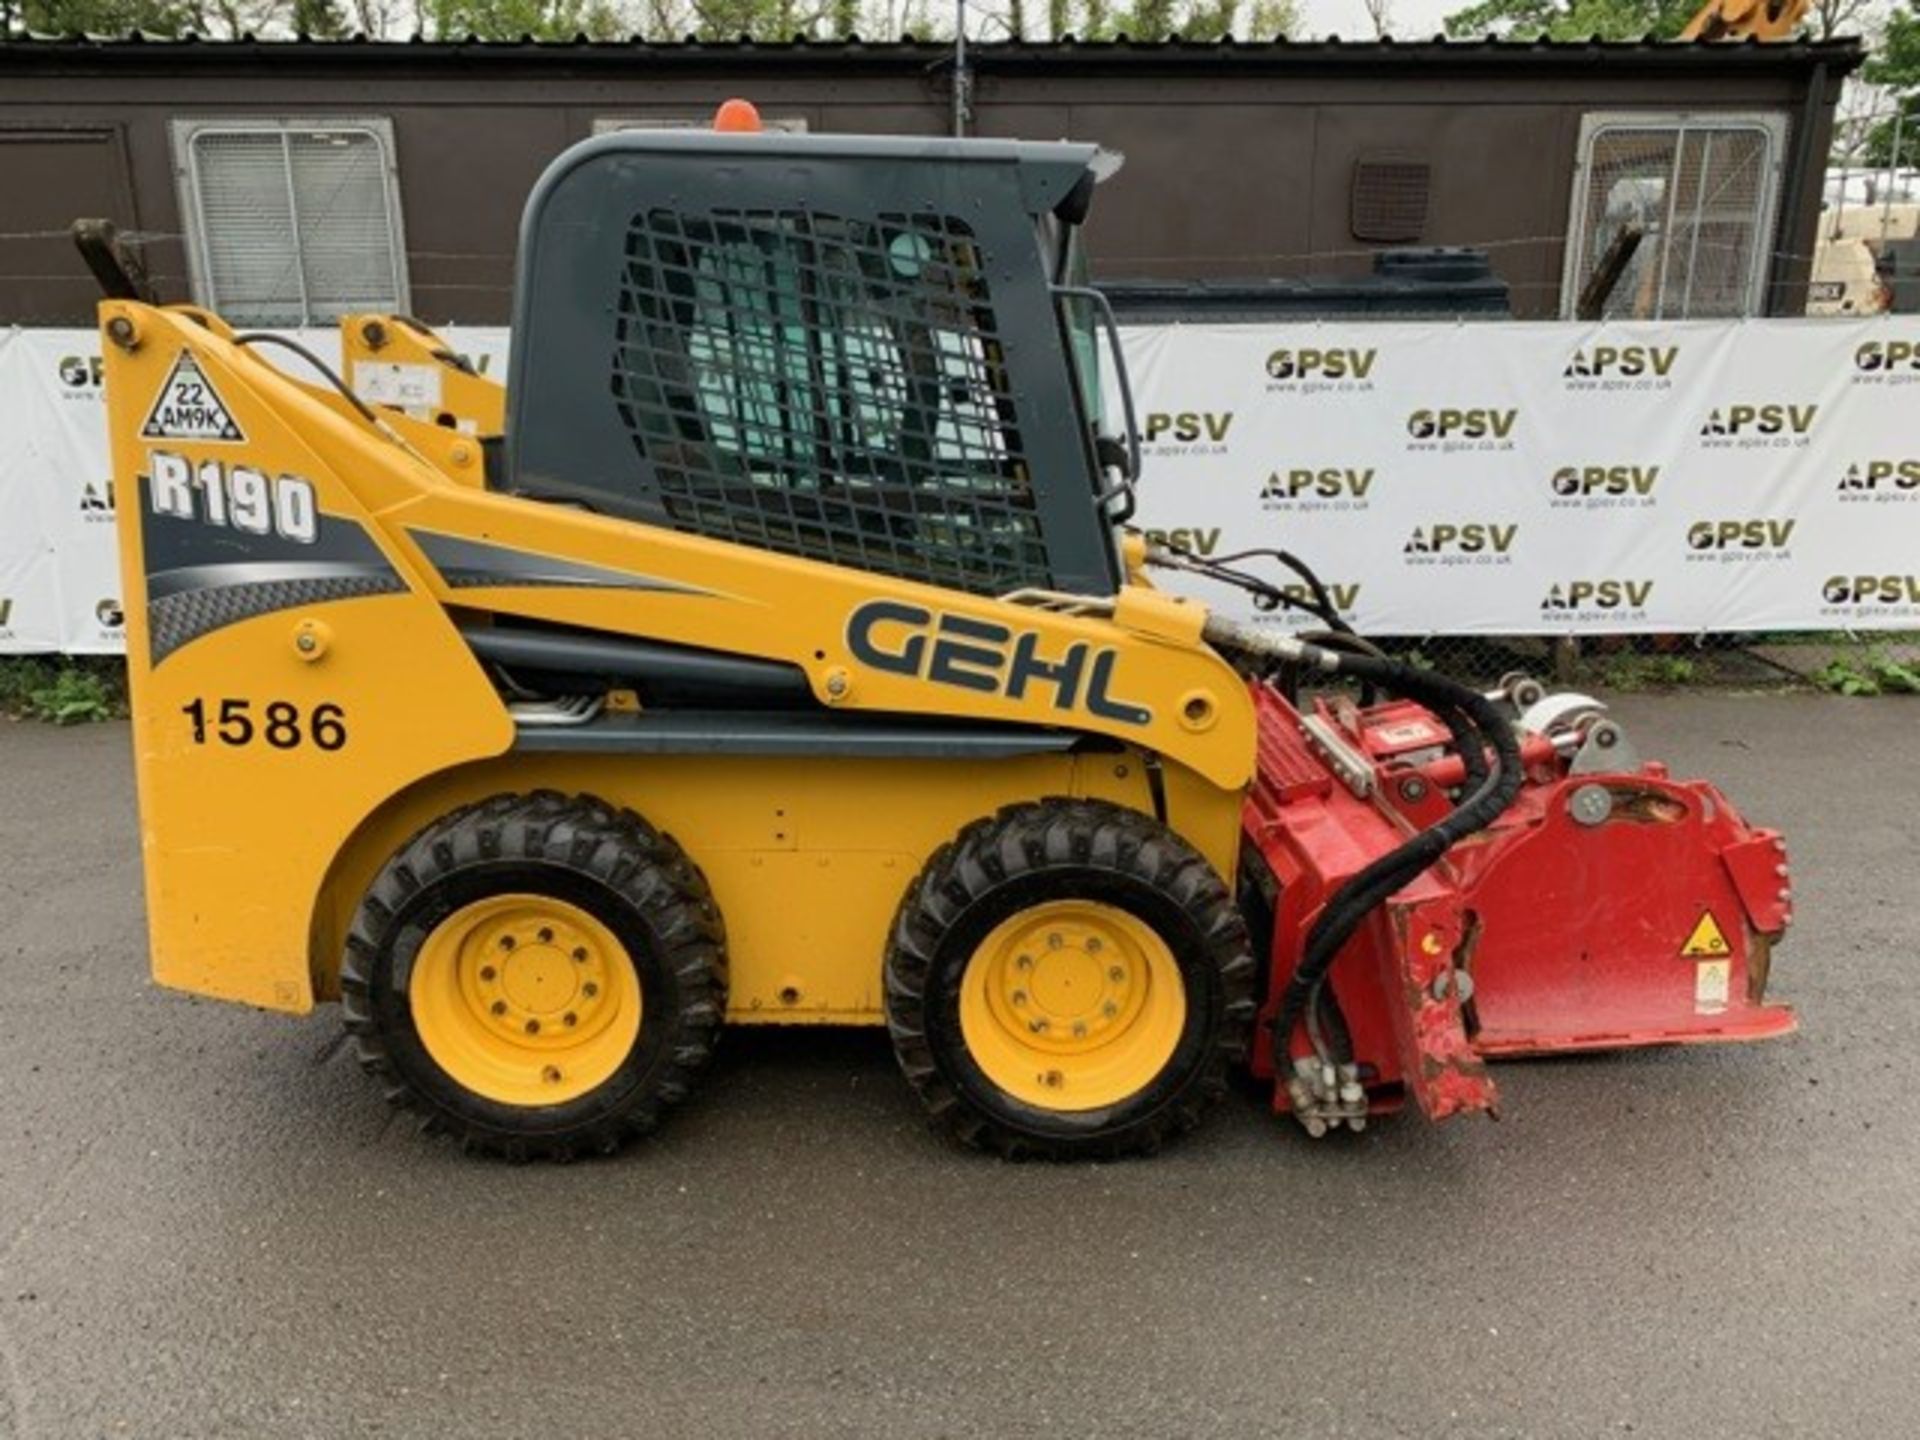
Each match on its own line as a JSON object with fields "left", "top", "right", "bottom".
{"left": 1442, "top": 0, "right": 1693, "bottom": 40}
{"left": 292, "top": 0, "right": 348, "bottom": 33}
{"left": 20, "top": 0, "right": 194, "bottom": 33}
{"left": 1074, "top": 0, "right": 1294, "bottom": 36}
{"left": 1863, "top": 3, "right": 1920, "bottom": 165}
{"left": 427, "top": 0, "right": 622, "bottom": 36}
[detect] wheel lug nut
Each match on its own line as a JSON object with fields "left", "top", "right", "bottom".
{"left": 1043, "top": 1069, "right": 1064, "bottom": 1088}
{"left": 538, "top": 927, "right": 554, "bottom": 943}
{"left": 1015, "top": 954, "right": 1032, "bottom": 970}
{"left": 1103, "top": 1001, "right": 1119, "bottom": 1018}
{"left": 490, "top": 1000, "right": 507, "bottom": 1016}
{"left": 572, "top": 947, "right": 588, "bottom": 963}
{"left": 524, "top": 1019, "right": 540, "bottom": 1035}
{"left": 1012, "top": 989, "right": 1028, "bottom": 1006}
{"left": 498, "top": 934, "right": 516, "bottom": 951}
{"left": 542, "top": 1065, "right": 562, "bottom": 1084}
{"left": 1072, "top": 1021, "right": 1088, "bottom": 1037}
{"left": 563, "top": 1012, "right": 578, "bottom": 1028}
{"left": 1029, "top": 1018, "right": 1049, "bottom": 1034}
{"left": 479, "top": 965, "right": 497, "bottom": 982}
{"left": 1086, "top": 937, "right": 1102, "bottom": 953}
{"left": 1108, "top": 966, "right": 1124, "bottom": 982}
{"left": 583, "top": 982, "right": 599, "bottom": 998}
{"left": 1047, "top": 932, "right": 1063, "bottom": 949}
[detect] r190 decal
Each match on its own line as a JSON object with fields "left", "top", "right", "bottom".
{"left": 148, "top": 451, "right": 318, "bottom": 544}
{"left": 181, "top": 698, "right": 347, "bottom": 751}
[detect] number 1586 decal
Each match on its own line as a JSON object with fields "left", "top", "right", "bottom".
{"left": 181, "top": 698, "right": 347, "bottom": 751}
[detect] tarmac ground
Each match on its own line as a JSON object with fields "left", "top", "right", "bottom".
{"left": 1, "top": 695, "right": 1914, "bottom": 1438}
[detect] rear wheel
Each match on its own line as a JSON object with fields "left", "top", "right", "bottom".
{"left": 885, "top": 799, "right": 1255, "bottom": 1159}
{"left": 341, "top": 791, "right": 726, "bottom": 1160}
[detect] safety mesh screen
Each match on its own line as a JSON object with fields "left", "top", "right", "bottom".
{"left": 1569, "top": 123, "right": 1776, "bottom": 320}
{"left": 611, "top": 208, "right": 1052, "bottom": 595}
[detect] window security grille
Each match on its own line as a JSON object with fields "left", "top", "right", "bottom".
{"left": 611, "top": 208, "right": 1051, "bottom": 596}
{"left": 1351, "top": 154, "right": 1430, "bottom": 244}
{"left": 1563, "top": 114, "right": 1785, "bottom": 320}
{"left": 173, "top": 119, "right": 408, "bottom": 326}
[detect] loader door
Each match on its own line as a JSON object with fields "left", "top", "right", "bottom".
{"left": 503, "top": 132, "right": 1123, "bottom": 598}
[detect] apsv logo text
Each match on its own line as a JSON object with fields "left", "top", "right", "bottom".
{"left": 1144, "top": 412, "right": 1233, "bottom": 443}
{"left": 1404, "top": 522, "right": 1517, "bottom": 555}
{"left": 1700, "top": 404, "right": 1817, "bottom": 436}
{"left": 1261, "top": 467, "right": 1375, "bottom": 499}
{"left": 1141, "top": 526, "right": 1222, "bottom": 556}
{"left": 1840, "top": 460, "right": 1920, "bottom": 491}
{"left": 1564, "top": 345, "right": 1677, "bottom": 378}
{"left": 1541, "top": 579, "right": 1654, "bottom": 610}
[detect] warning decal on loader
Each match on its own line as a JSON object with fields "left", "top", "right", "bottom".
{"left": 141, "top": 353, "right": 244, "bottom": 443}
{"left": 1681, "top": 910, "right": 1732, "bottom": 958}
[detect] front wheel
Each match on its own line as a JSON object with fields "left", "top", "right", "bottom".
{"left": 884, "top": 799, "right": 1256, "bottom": 1159}
{"left": 340, "top": 791, "right": 726, "bottom": 1161}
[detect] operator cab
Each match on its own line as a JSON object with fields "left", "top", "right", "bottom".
{"left": 501, "top": 101, "right": 1135, "bottom": 600}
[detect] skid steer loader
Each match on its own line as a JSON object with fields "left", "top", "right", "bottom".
{"left": 86, "top": 103, "right": 1796, "bottom": 1161}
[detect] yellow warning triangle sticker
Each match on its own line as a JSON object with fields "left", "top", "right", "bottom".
{"left": 1681, "top": 910, "right": 1731, "bottom": 958}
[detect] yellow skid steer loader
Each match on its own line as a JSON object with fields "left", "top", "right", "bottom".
{"left": 87, "top": 102, "right": 1794, "bottom": 1161}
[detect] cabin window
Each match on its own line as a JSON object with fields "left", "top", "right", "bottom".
{"left": 1563, "top": 112, "right": 1786, "bottom": 319}
{"left": 170, "top": 117, "right": 409, "bottom": 327}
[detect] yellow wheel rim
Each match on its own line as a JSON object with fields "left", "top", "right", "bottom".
{"left": 958, "top": 899, "right": 1187, "bottom": 1113}
{"left": 408, "top": 893, "right": 642, "bottom": 1108}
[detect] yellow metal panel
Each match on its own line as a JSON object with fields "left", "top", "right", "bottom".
{"left": 101, "top": 306, "right": 514, "bottom": 1014}
{"left": 99, "top": 302, "right": 1253, "bottom": 1020}
{"left": 311, "top": 749, "right": 1241, "bottom": 1025}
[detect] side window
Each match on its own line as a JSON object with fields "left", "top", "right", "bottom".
{"left": 611, "top": 207, "right": 1048, "bottom": 595}
{"left": 1563, "top": 112, "right": 1786, "bottom": 319}
{"left": 171, "top": 117, "right": 409, "bottom": 326}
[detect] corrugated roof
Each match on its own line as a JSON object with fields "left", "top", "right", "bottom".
{"left": 0, "top": 32, "right": 1866, "bottom": 73}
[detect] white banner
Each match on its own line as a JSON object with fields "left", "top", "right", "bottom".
{"left": 1, "top": 319, "right": 1915, "bottom": 653}
{"left": 1126, "top": 319, "right": 1920, "bottom": 635}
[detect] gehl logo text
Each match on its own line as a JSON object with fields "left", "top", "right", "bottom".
{"left": 846, "top": 600, "right": 1152, "bottom": 726}
{"left": 1564, "top": 345, "right": 1678, "bottom": 379}
{"left": 1687, "top": 519, "right": 1796, "bottom": 551}
{"left": 1144, "top": 413, "right": 1234, "bottom": 444}
{"left": 1552, "top": 465, "right": 1659, "bottom": 497}
{"left": 1404, "top": 522, "right": 1518, "bottom": 555}
{"left": 1407, "top": 409, "right": 1517, "bottom": 440}
{"left": 1262, "top": 467, "right": 1376, "bottom": 500}
{"left": 1267, "top": 348, "right": 1377, "bottom": 381}
{"left": 1700, "top": 404, "right": 1818, "bottom": 437}
{"left": 1823, "top": 575, "right": 1920, "bottom": 606}
{"left": 1840, "top": 460, "right": 1920, "bottom": 492}
{"left": 1854, "top": 340, "right": 1920, "bottom": 372}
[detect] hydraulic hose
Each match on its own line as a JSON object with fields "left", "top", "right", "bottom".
{"left": 1199, "top": 616, "right": 1524, "bottom": 1053}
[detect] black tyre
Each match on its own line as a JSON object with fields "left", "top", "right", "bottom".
{"left": 884, "top": 798, "right": 1256, "bottom": 1159}
{"left": 340, "top": 791, "right": 726, "bottom": 1161}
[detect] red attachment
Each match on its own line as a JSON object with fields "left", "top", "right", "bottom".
{"left": 1240, "top": 683, "right": 1796, "bottom": 1127}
